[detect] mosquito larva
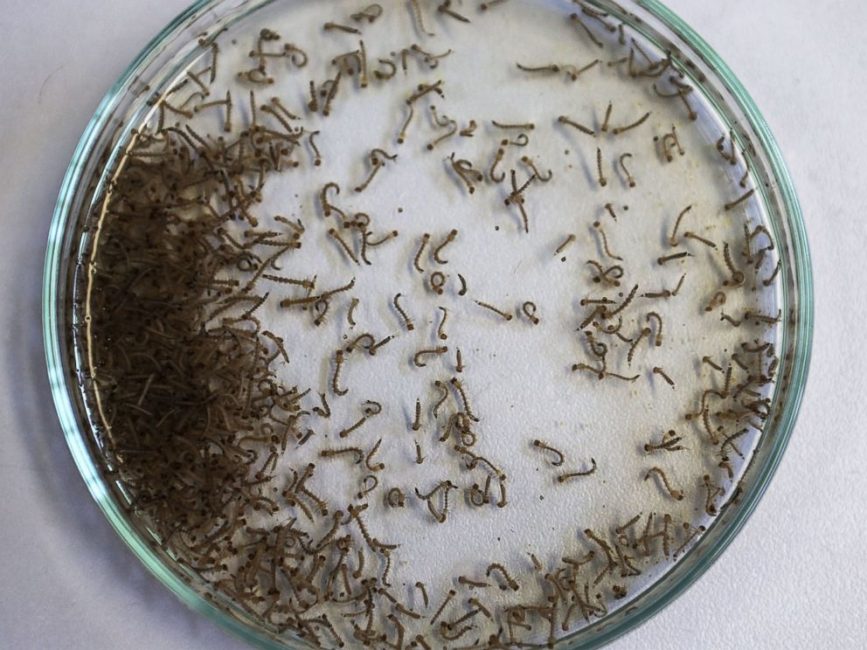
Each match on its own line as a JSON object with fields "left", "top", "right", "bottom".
{"left": 414, "top": 581, "right": 430, "bottom": 609}
{"left": 429, "top": 271, "right": 447, "bottom": 295}
{"left": 327, "top": 228, "right": 359, "bottom": 264}
{"left": 612, "top": 111, "right": 651, "bottom": 135}
{"left": 673, "top": 524, "right": 706, "bottom": 560}
{"left": 448, "top": 377, "right": 479, "bottom": 422}
{"left": 521, "top": 301, "right": 540, "bottom": 325}
{"left": 357, "top": 474, "right": 379, "bottom": 499}
{"left": 763, "top": 260, "right": 781, "bottom": 286}
{"left": 161, "top": 98, "right": 194, "bottom": 119}
{"left": 644, "top": 467, "right": 684, "bottom": 500}
{"left": 320, "top": 446, "right": 363, "bottom": 464}
{"left": 260, "top": 102, "right": 295, "bottom": 132}
{"left": 569, "top": 12, "right": 604, "bottom": 48}
{"left": 720, "top": 311, "right": 742, "bottom": 327}
{"left": 716, "top": 131, "right": 737, "bottom": 165}
{"left": 672, "top": 273, "right": 686, "bottom": 296}
{"left": 456, "top": 273, "right": 468, "bottom": 297}
{"left": 413, "top": 346, "right": 449, "bottom": 368}
{"left": 627, "top": 327, "right": 651, "bottom": 365}
{"left": 722, "top": 242, "right": 745, "bottom": 285}
{"left": 365, "top": 438, "right": 385, "bottom": 471}
{"left": 705, "top": 291, "right": 726, "bottom": 312}
{"left": 657, "top": 251, "right": 691, "bottom": 265}
{"left": 582, "top": 4, "right": 617, "bottom": 30}
{"left": 392, "top": 293, "right": 415, "bottom": 331}
{"left": 323, "top": 21, "right": 360, "bottom": 34}
{"left": 668, "top": 204, "right": 693, "bottom": 246}
{"left": 432, "top": 380, "right": 449, "bottom": 418}
{"left": 436, "top": 306, "right": 450, "bottom": 340}
{"left": 365, "top": 229, "right": 400, "bottom": 251}
{"left": 745, "top": 309, "right": 782, "bottom": 324}
{"left": 595, "top": 147, "right": 607, "bottom": 187}
{"left": 555, "top": 234, "right": 577, "bottom": 256}
{"left": 439, "top": 623, "right": 473, "bottom": 641}
{"left": 396, "top": 103, "right": 416, "bottom": 145}
{"left": 413, "top": 233, "right": 430, "bottom": 273}
{"left": 556, "top": 459, "right": 597, "bottom": 481}
{"left": 311, "top": 297, "right": 330, "bottom": 326}
{"left": 448, "top": 154, "right": 483, "bottom": 194}
{"left": 618, "top": 153, "right": 636, "bottom": 187}
{"left": 457, "top": 576, "right": 490, "bottom": 591}
{"left": 354, "top": 154, "right": 385, "bottom": 193}
{"left": 702, "top": 356, "right": 724, "bottom": 372}
{"left": 409, "top": 0, "right": 435, "bottom": 36}
{"left": 532, "top": 439, "right": 564, "bottom": 466}
{"left": 516, "top": 62, "right": 561, "bottom": 75}
{"left": 520, "top": 155, "right": 553, "bottom": 182}
{"left": 415, "top": 480, "right": 455, "bottom": 523}
{"left": 703, "top": 474, "right": 723, "bottom": 515}
{"left": 339, "top": 414, "right": 368, "bottom": 438}
{"left": 386, "top": 487, "right": 406, "bottom": 508}
{"left": 438, "top": 0, "right": 470, "bottom": 23}
{"left": 408, "top": 79, "right": 445, "bottom": 104}
{"left": 411, "top": 439, "right": 425, "bottom": 465}
{"left": 427, "top": 114, "right": 458, "bottom": 150}
{"left": 644, "top": 430, "right": 686, "bottom": 453}
{"left": 474, "top": 299, "right": 513, "bottom": 321}
{"left": 307, "top": 79, "right": 319, "bottom": 112}
{"left": 722, "top": 428, "right": 748, "bottom": 459}
{"left": 458, "top": 119, "right": 478, "bottom": 137}
{"left": 557, "top": 115, "right": 595, "bottom": 136}
{"left": 600, "top": 101, "right": 613, "bottom": 133}
{"left": 495, "top": 476, "right": 508, "bottom": 508}
{"left": 344, "top": 329, "right": 379, "bottom": 359}
{"left": 528, "top": 553, "right": 544, "bottom": 572}
{"left": 345, "top": 297, "right": 359, "bottom": 327}
{"left": 411, "top": 398, "right": 423, "bottom": 432}
{"left": 652, "top": 366, "right": 675, "bottom": 388}
{"left": 351, "top": 4, "right": 383, "bottom": 23}
{"left": 480, "top": 0, "right": 507, "bottom": 10}
{"left": 485, "top": 563, "right": 519, "bottom": 591}
{"left": 370, "top": 57, "right": 396, "bottom": 83}
{"left": 313, "top": 392, "right": 331, "bottom": 418}
{"left": 433, "top": 229, "right": 458, "bottom": 264}
{"left": 504, "top": 168, "right": 536, "bottom": 233}
{"left": 332, "top": 349, "right": 348, "bottom": 395}
{"left": 193, "top": 95, "right": 228, "bottom": 114}
{"left": 488, "top": 145, "right": 506, "bottom": 183}
{"left": 491, "top": 120, "right": 535, "bottom": 131}
{"left": 319, "top": 181, "right": 344, "bottom": 219}
{"left": 724, "top": 188, "right": 756, "bottom": 211}
{"left": 646, "top": 312, "right": 663, "bottom": 346}
{"left": 658, "top": 127, "right": 684, "bottom": 161}
{"left": 322, "top": 70, "right": 343, "bottom": 116}
{"left": 298, "top": 429, "right": 317, "bottom": 447}
{"left": 592, "top": 221, "right": 622, "bottom": 261}
{"left": 262, "top": 329, "right": 289, "bottom": 363}
{"left": 681, "top": 231, "right": 716, "bottom": 249}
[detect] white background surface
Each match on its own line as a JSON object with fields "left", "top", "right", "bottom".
{"left": 0, "top": 0, "right": 864, "bottom": 648}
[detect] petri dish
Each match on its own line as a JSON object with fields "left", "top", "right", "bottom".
{"left": 43, "top": 0, "right": 812, "bottom": 648}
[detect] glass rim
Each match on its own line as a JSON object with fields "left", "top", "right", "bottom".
{"left": 42, "top": 0, "right": 814, "bottom": 647}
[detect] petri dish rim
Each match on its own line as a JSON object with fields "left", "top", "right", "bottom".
{"left": 42, "top": 0, "right": 813, "bottom": 648}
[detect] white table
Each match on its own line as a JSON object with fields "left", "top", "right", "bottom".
{"left": 0, "top": 1, "right": 863, "bottom": 647}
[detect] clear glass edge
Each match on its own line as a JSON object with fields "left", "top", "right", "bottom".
{"left": 40, "top": 1, "right": 815, "bottom": 648}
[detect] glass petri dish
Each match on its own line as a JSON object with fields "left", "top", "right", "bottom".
{"left": 43, "top": 1, "right": 812, "bottom": 648}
